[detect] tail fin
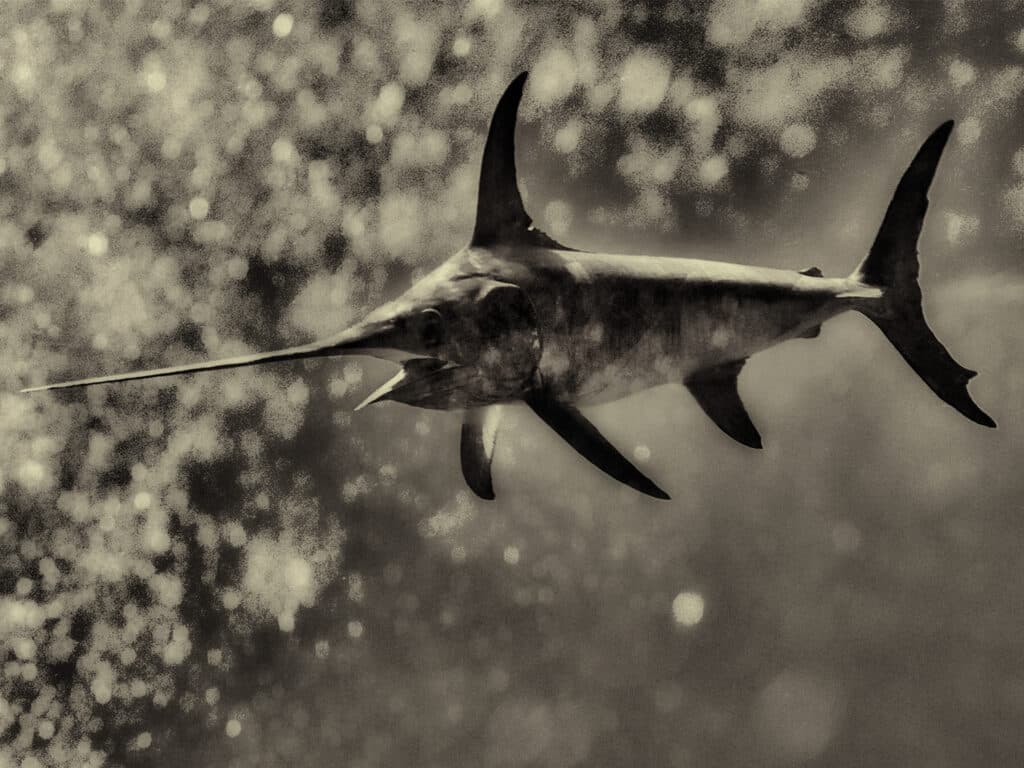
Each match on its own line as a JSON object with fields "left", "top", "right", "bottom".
{"left": 852, "top": 120, "right": 995, "bottom": 428}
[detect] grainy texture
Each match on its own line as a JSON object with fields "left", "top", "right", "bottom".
{"left": 1, "top": 1, "right": 1023, "bottom": 767}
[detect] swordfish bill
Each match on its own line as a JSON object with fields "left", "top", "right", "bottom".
{"left": 21, "top": 72, "right": 995, "bottom": 501}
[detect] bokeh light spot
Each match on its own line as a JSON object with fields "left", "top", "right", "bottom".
{"left": 754, "top": 670, "right": 844, "bottom": 762}
{"left": 698, "top": 154, "right": 729, "bottom": 186}
{"left": 188, "top": 197, "right": 209, "bottom": 220}
{"left": 272, "top": 13, "right": 294, "bottom": 38}
{"left": 452, "top": 35, "right": 472, "bottom": 57}
{"left": 618, "top": 50, "right": 672, "bottom": 114}
{"left": 671, "top": 591, "right": 705, "bottom": 627}
{"left": 845, "top": 2, "right": 892, "bottom": 40}
{"left": 554, "top": 121, "right": 581, "bottom": 153}
{"left": 948, "top": 58, "right": 977, "bottom": 89}
{"left": 87, "top": 232, "right": 108, "bottom": 257}
{"left": 779, "top": 123, "right": 817, "bottom": 158}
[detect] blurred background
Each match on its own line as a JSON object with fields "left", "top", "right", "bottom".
{"left": 2, "top": 0, "right": 1024, "bottom": 765}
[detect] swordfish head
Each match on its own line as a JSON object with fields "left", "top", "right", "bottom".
{"left": 330, "top": 264, "right": 542, "bottom": 411}
{"left": 21, "top": 256, "right": 544, "bottom": 413}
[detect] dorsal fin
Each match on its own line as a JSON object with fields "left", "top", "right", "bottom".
{"left": 799, "top": 266, "right": 823, "bottom": 277}
{"left": 471, "top": 72, "right": 574, "bottom": 251}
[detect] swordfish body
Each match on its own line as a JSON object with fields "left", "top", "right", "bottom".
{"left": 452, "top": 244, "right": 863, "bottom": 408}
{"left": 22, "top": 72, "right": 995, "bottom": 500}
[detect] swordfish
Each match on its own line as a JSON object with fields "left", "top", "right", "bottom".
{"left": 23, "top": 72, "right": 995, "bottom": 500}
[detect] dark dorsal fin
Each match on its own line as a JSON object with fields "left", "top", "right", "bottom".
{"left": 685, "top": 360, "right": 762, "bottom": 449}
{"left": 471, "top": 72, "right": 574, "bottom": 251}
{"left": 799, "top": 266, "right": 823, "bottom": 277}
{"left": 524, "top": 390, "right": 670, "bottom": 499}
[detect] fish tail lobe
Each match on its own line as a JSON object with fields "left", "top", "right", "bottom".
{"left": 851, "top": 120, "right": 995, "bottom": 428}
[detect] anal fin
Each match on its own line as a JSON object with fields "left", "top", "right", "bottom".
{"left": 797, "top": 324, "right": 821, "bottom": 339}
{"left": 685, "top": 360, "right": 762, "bottom": 449}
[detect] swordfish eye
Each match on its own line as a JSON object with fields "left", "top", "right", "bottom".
{"left": 417, "top": 308, "right": 445, "bottom": 348}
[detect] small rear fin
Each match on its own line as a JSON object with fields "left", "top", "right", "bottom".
{"left": 799, "top": 266, "right": 823, "bottom": 277}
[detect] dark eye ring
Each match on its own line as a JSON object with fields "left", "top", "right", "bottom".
{"left": 419, "top": 308, "right": 444, "bottom": 347}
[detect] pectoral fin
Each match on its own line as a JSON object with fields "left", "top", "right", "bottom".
{"left": 685, "top": 360, "right": 763, "bottom": 449}
{"left": 524, "top": 391, "right": 670, "bottom": 500}
{"left": 460, "top": 406, "right": 503, "bottom": 500}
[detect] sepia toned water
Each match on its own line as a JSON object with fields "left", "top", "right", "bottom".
{"left": 2, "top": 1, "right": 1023, "bottom": 766}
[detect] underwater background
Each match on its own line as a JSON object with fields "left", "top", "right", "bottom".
{"left": 2, "top": 0, "right": 1024, "bottom": 765}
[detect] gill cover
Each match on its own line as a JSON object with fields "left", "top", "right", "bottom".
{"left": 356, "top": 280, "right": 541, "bottom": 410}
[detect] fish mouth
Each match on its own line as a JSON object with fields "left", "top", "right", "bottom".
{"left": 354, "top": 358, "right": 485, "bottom": 411}
{"left": 354, "top": 355, "right": 541, "bottom": 412}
